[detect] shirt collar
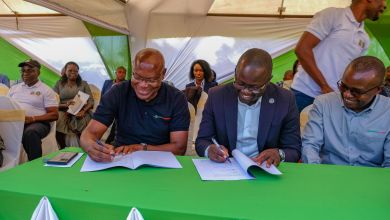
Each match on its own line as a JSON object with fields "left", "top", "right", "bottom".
{"left": 346, "top": 6, "right": 364, "bottom": 29}
{"left": 238, "top": 96, "right": 262, "bottom": 109}
{"left": 340, "top": 93, "right": 379, "bottom": 115}
{"left": 21, "top": 80, "right": 41, "bottom": 89}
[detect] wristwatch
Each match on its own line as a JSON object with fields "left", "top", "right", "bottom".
{"left": 278, "top": 149, "right": 285, "bottom": 162}
{"left": 140, "top": 143, "right": 147, "bottom": 151}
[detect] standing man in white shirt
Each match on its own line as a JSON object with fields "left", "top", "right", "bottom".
{"left": 291, "top": 0, "right": 387, "bottom": 112}
{"left": 8, "top": 59, "right": 59, "bottom": 161}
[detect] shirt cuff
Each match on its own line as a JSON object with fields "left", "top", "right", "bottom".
{"left": 204, "top": 145, "right": 211, "bottom": 158}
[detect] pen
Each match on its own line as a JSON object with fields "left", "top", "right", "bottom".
{"left": 96, "top": 139, "right": 115, "bottom": 157}
{"left": 211, "top": 137, "right": 231, "bottom": 163}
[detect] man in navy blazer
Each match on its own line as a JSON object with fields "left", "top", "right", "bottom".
{"left": 195, "top": 48, "right": 301, "bottom": 166}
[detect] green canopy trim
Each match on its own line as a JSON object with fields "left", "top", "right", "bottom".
{"left": 84, "top": 22, "right": 132, "bottom": 80}
{"left": 0, "top": 36, "right": 59, "bottom": 87}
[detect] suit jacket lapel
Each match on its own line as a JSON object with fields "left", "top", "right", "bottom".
{"left": 258, "top": 85, "right": 277, "bottom": 151}
{"left": 225, "top": 85, "right": 238, "bottom": 151}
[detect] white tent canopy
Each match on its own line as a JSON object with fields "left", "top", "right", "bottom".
{"left": 2, "top": 0, "right": 353, "bottom": 89}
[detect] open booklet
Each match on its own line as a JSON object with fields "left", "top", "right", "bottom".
{"left": 193, "top": 149, "right": 282, "bottom": 181}
{"left": 81, "top": 151, "right": 182, "bottom": 172}
{"left": 67, "top": 91, "right": 90, "bottom": 115}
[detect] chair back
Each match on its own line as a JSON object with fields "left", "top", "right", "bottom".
{"left": 88, "top": 84, "right": 101, "bottom": 112}
{"left": 185, "top": 102, "right": 196, "bottom": 156}
{"left": 0, "top": 83, "right": 9, "bottom": 96}
{"left": 192, "top": 91, "right": 208, "bottom": 142}
{"left": 300, "top": 104, "right": 313, "bottom": 136}
{"left": 0, "top": 96, "right": 25, "bottom": 171}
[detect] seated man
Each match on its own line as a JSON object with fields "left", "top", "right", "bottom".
{"left": 80, "top": 48, "right": 190, "bottom": 162}
{"left": 380, "top": 66, "right": 390, "bottom": 97}
{"left": 196, "top": 48, "right": 301, "bottom": 167}
{"left": 101, "top": 66, "right": 127, "bottom": 96}
{"left": 8, "top": 59, "right": 59, "bottom": 161}
{"left": 302, "top": 56, "right": 390, "bottom": 167}
{"left": 101, "top": 66, "right": 127, "bottom": 144}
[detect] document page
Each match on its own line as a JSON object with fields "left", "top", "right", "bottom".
{"left": 80, "top": 154, "right": 134, "bottom": 172}
{"left": 67, "top": 91, "right": 89, "bottom": 115}
{"left": 131, "top": 151, "right": 182, "bottom": 169}
{"left": 233, "top": 149, "right": 282, "bottom": 175}
{"left": 192, "top": 158, "right": 254, "bottom": 180}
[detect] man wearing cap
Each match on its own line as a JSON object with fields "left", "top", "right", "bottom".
{"left": 196, "top": 49, "right": 301, "bottom": 166}
{"left": 8, "top": 59, "right": 59, "bottom": 161}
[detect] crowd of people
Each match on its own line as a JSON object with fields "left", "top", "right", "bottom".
{"left": 0, "top": 0, "right": 389, "bottom": 169}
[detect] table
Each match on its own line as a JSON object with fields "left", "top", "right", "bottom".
{"left": 0, "top": 148, "right": 389, "bottom": 220}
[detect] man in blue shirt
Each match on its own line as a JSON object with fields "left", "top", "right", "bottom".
{"left": 196, "top": 48, "right": 301, "bottom": 167}
{"left": 101, "top": 66, "right": 127, "bottom": 95}
{"left": 80, "top": 48, "right": 190, "bottom": 162}
{"left": 302, "top": 56, "right": 390, "bottom": 167}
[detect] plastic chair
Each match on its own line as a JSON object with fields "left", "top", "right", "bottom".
{"left": 300, "top": 104, "right": 313, "bottom": 136}
{"left": 185, "top": 102, "right": 196, "bottom": 156}
{"left": 0, "top": 83, "right": 9, "bottom": 96}
{"left": 192, "top": 91, "right": 208, "bottom": 143}
{"left": 88, "top": 84, "right": 101, "bottom": 112}
{"left": 0, "top": 96, "right": 24, "bottom": 171}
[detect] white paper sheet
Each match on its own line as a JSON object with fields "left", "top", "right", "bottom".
{"left": 80, "top": 151, "right": 182, "bottom": 172}
{"left": 44, "top": 153, "right": 83, "bottom": 168}
{"left": 192, "top": 149, "right": 282, "bottom": 181}
{"left": 67, "top": 91, "right": 89, "bottom": 115}
{"left": 31, "top": 196, "right": 59, "bottom": 220}
{"left": 192, "top": 158, "right": 254, "bottom": 180}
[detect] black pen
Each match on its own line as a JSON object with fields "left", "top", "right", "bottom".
{"left": 211, "top": 137, "right": 231, "bottom": 163}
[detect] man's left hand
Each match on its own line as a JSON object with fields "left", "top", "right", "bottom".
{"left": 252, "top": 148, "right": 280, "bottom": 168}
{"left": 114, "top": 144, "right": 143, "bottom": 155}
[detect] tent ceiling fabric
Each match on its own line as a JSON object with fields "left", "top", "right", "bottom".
{"left": 25, "top": 0, "right": 129, "bottom": 34}
{"left": 0, "top": 0, "right": 59, "bottom": 15}
{"left": 0, "top": 16, "right": 110, "bottom": 88}
{"left": 209, "top": 0, "right": 351, "bottom": 16}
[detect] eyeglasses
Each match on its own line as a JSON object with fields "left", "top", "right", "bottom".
{"left": 337, "top": 80, "right": 381, "bottom": 98}
{"left": 233, "top": 77, "right": 271, "bottom": 94}
{"left": 132, "top": 71, "right": 161, "bottom": 84}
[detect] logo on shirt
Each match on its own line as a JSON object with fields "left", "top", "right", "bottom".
{"left": 30, "top": 91, "right": 41, "bottom": 96}
{"left": 367, "top": 130, "right": 386, "bottom": 134}
{"left": 153, "top": 114, "right": 172, "bottom": 121}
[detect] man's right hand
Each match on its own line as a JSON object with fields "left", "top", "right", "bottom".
{"left": 85, "top": 141, "right": 115, "bottom": 162}
{"left": 207, "top": 144, "right": 229, "bottom": 163}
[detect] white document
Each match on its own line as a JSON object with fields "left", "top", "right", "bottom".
{"left": 31, "top": 196, "right": 59, "bottom": 220}
{"left": 193, "top": 149, "right": 282, "bottom": 181}
{"left": 126, "top": 207, "right": 144, "bottom": 220}
{"left": 67, "top": 91, "right": 89, "bottom": 115}
{"left": 80, "top": 151, "right": 182, "bottom": 172}
{"left": 44, "top": 153, "right": 83, "bottom": 168}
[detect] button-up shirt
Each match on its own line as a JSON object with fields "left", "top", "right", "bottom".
{"left": 236, "top": 97, "right": 262, "bottom": 158}
{"left": 302, "top": 92, "right": 390, "bottom": 167}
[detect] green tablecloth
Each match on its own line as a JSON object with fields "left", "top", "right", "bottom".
{"left": 0, "top": 147, "right": 389, "bottom": 220}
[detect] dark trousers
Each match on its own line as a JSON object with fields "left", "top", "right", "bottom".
{"left": 291, "top": 88, "right": 315, "bottom": 113}
{"left": 22, "top": 122, "right": 50, "bottom": 161}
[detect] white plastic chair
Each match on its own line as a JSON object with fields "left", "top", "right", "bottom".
{"left": 192, "top": 91, "right": 208, "bottom": 143}
{"left": 0, "top": 83, "right": 9, "bottom": 96}
{"left": 185, "top": 102, "right": 196, "bottom": 156}
{"left": 88, "top": 84, "right": 101, "bottom": 112}
{"left": 300, "top": 104, "right": 313, "bottom": 136}
{"left": 19, "top": 121, "right": 59, "bottom": 164}
{"left": 0, "top": 96, "right": 24, "bottom": 171}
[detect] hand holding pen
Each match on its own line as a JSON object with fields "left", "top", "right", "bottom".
{"left": 209, "top": 137, "right": 231, "bottom": 163}
{"left": 89, "top": 139, "right": 115, "bottom": 162}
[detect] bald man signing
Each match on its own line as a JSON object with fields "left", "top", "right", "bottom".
{"left": 302, "top": 56, "right": 390, "bottom": 167}
{"left": 81, "top": 48, "right": 190, "bottom": 162}
{"left": 196, "top": 48, "right": 301, "bottom": 167}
